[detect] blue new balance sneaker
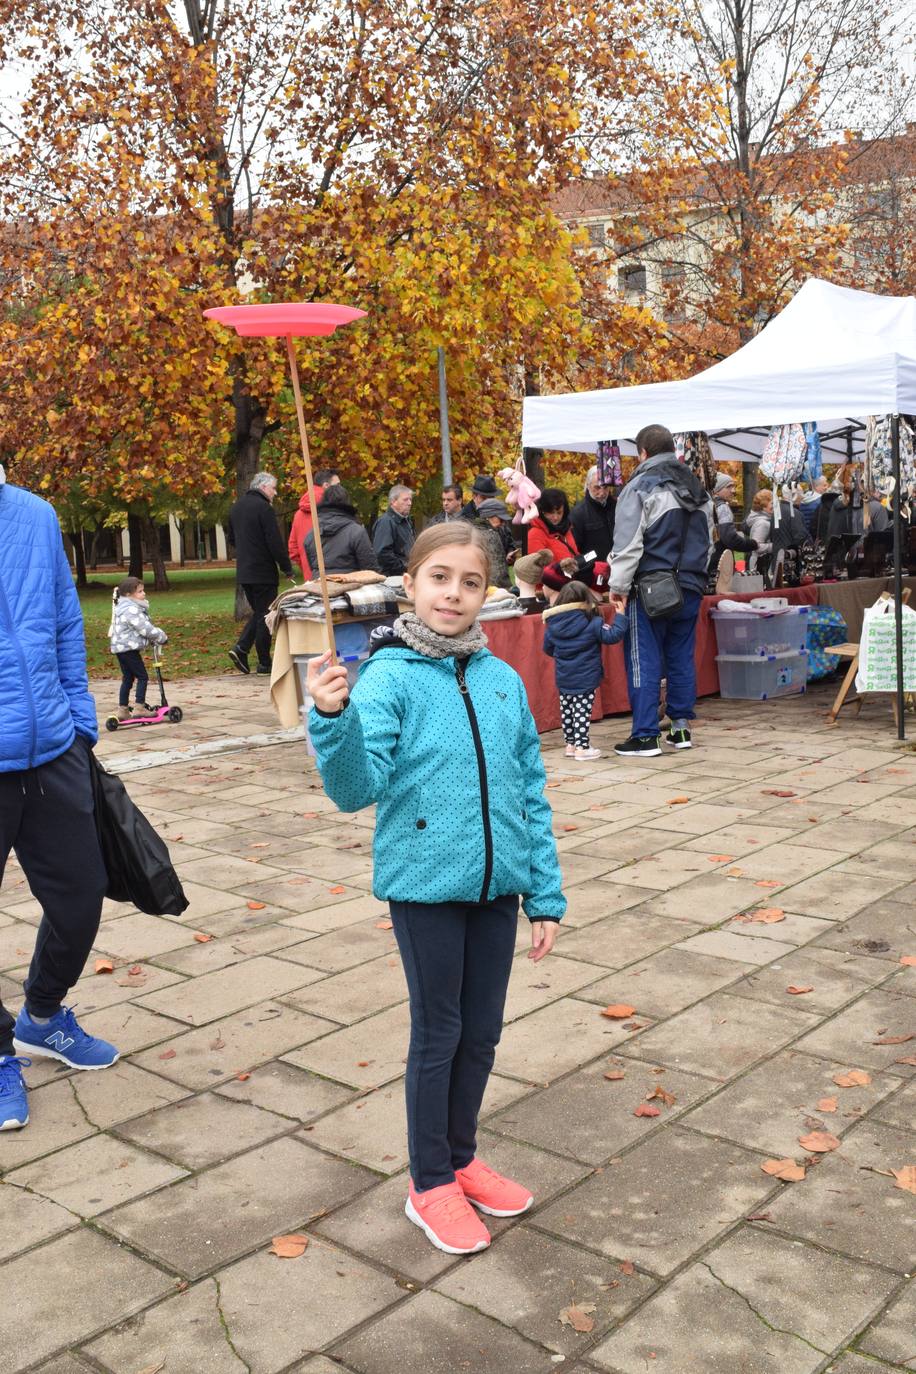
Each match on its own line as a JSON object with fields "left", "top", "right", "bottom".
{"left": 0, "top": 1055, "right": 30, "bottom": 1129}
{"left": 13, "top": 1006, "right": 119, "bottom": 1070}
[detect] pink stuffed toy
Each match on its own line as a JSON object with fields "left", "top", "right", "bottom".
{"left": 497, "top": 464, "right": 541, "bottom": 525}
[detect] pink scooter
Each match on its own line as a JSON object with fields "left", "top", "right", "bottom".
{"left": 105, "top": 646, "right": 183, "bottom": 732}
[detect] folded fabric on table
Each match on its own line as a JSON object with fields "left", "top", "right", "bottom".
{"left": 301, "top": 569, "right": 385, "bottom": 597}
{"left": 344, "top": 583, "right": 404, "bottom": 616}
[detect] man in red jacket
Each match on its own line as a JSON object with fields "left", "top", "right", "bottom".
{"left": 288, "top": 469, "right": 340, "bottom": 577}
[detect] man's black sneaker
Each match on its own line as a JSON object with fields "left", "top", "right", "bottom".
{"left": 665, "top": 727, "right": 692, "bottom": 750}
{"left": 256, "top": 661, "right": 272, "bottom": 675}
{"left": 614, "top": 735, "right": 662, "bottom": 758}
{"left": 228, "top": 647, "right": 250, "bottom": 675}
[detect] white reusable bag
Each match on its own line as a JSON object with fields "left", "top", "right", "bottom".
{"left": 855, "top": 596, "right": 916, "bottom": 694}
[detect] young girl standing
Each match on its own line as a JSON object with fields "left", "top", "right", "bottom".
{"left": 307, "top": 523, "right": 565, "bottom": 1256}
{"left": 107, "top": 577, "right": 168, "bottom": 719}
{"left": 542, "top": 581, "right": 627, "bottom": 761}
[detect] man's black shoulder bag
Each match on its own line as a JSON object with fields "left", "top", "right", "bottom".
{"left": 636, "top": 506, "right": 691, "bottom": 619}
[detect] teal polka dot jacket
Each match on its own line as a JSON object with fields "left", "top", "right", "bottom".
{"left": 308, "top": 645, "right": 566, "bottom": 921}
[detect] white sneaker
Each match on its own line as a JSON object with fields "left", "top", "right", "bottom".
{"left": 564, "top": 744, "right": 576, "bottom": 757}
{"left": 574, "top": 747, "right": 602, "bottom": 761}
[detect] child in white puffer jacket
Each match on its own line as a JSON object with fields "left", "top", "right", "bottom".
{"left": 107, "top": 577, "right": 167, "bottom": 719}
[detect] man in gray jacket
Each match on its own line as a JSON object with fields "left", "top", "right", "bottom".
{"left": 609, "top": 424, "right": 714, "bottom": 758}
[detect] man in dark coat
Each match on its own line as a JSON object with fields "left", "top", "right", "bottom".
{"left": 227, "top": 471, "right": 293, "bottom": 675}
{"left": 461, "top": 474, "right": 498, "bottom": 520}
{"left": 570, "top": 465, "right": 617, "bottom": 561}
{"left": 372, "top": 484, "right": 415, "bottom": 575}
{"left": 303, "top": 485, "right": 380, "bottom": 575}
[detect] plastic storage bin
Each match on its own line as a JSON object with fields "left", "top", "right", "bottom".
{"left": 715, "top": 650, "right": 808, "bottom": 700}
{"left": 711, "top": 605, "right": 809, "bottom": 659}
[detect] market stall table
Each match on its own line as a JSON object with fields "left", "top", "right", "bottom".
{"left": 484, "top": 585, "right": 817, "bottom": 733}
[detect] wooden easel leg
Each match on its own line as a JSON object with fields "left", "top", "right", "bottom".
{"left": 828, "top": 654, "right": 860, "bottom": 723}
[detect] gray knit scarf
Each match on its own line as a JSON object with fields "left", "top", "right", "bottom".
{"left": 394, "top": 610, "right": 488, "bottom": 659}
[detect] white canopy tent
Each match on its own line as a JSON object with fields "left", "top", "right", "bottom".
{"left": 522, "top": 278, "right": 916, "bottom": 462}
{"left": 522, "top": 278, "right": 916, "bottom": 737}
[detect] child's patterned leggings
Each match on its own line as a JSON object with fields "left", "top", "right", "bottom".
{"left": 559, "top": 690, "right": 596, "bottom": 748}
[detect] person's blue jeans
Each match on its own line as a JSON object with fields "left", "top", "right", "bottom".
{"left": 116, "top": 650, "right": 148, "bottom": 707}
{"left": 389, "top": 895, "right": 519, "bottom": 1192}
{"left": 624, "top": 590, "right": 702, "bottom": 737}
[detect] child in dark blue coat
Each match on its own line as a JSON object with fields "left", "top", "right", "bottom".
{"left": 542, "top": 581, "right": 627, "bottom": 760}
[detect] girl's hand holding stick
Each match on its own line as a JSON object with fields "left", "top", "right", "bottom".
{"left": 306, "top": 651, "right": 350, "bottom": 715}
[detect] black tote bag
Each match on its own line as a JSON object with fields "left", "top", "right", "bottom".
{"left": 88, "top": 753, "right": 189, "bottom": 916}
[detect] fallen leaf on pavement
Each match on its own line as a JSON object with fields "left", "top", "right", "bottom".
{"left": 798, "top": 1131, "right": 840, "bottom": 1153}
{"left": 755, "top": 880, "right": 781, "bottom": 889}
{"left": 619, "top": 1260, "right": 636, "bottom": 1275}
{"left": 816, "top": 1097, "right": 838, "bottom": 1113}
{"left": 725, "top": 867, "right": 744, "bottom": 877}
{"left": 648, "top": 1085, "right": 676, "bottom": 1107}
{"left": 634, "top": 1103, "right": 660, "bottom": 1118}
{"left": 751, "top": 908, "right": 785, "bottom": 923}
{"left": 328, "top": 885, "right": 347, "bottom": 894}
{"left": 761, "top": 1158, "right": 806, "bottom": 1181}
{"left": 135, "top": 1363, "right": 166, "bottom": 1374}
{"left": 236, "top": 1072, "right": 250, "bottom": 1081}
{"left": 666, "top": 796, "right": 690, "bottom": 805}
{"left": 375, "top": 919, "right": 394, "bottom": 930}
{"left": 833, "top": 1069, "right": 871, "bottom": 1088}
{"left": 158, "top": 1049, "right": 177, "bottom": 1060}
{"left": 892, "top": 1166, "right": 916, "bottom": 1194}
{"left": 762, "top": 789, "right": 796, "bottom": 797}
{"left": 602, "top": 1004, "right": 637, "bottom": 1019}
{"left": 708, "top": 854, "right": 735, "bottom": 862}
{"left": 895, "top": 1056, "right": 916, "bottom": 1066}
{"left": 302, "top": 810, "right": 319, "bottom": 817}
{"left": 247, "top": 901, "right": 266, "bottom": 911}
{"left": 871, "top": 1034, "right": 914, "bottom": 1045}
{"left": 269, "top": 1234, "right": 309, "bottom": 1259}
{"left": 603, "top": 1069, "right": 626, "bottom": 1081}
{"left": 563, "top": 824, "right": 578, "bottom": 832}
{"left": 250, "top": 842, "right": 270, "bottom": 849}
{"left": 193, "top": 933, "right": 213, "bottom": 943}
{"left": 559, "top": 1302, "right": 596, "bottom": 1332}
{"left": 786, "top": 985, "right": 814, "bottom": 995}
{"left": 746, "top": 1212, "right": 773, "bottom": 1221}
{"left": 210, "top": 1035, "right": 226, "bottom": 1050}
{"left": 900, "top": 955, "right": 916, "bottom": 966}
{"left": 94, "top": 958, "right": 114, "bottom": 974}
{"left": 546, "top": 781, "right": 562, "bottom": 788}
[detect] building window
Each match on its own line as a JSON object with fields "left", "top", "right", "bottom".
{"left": 587, "top": 222, "right": 606, "bottom": 247}
{"left": 618, "top": 263, "right": 646, "bottom": 294}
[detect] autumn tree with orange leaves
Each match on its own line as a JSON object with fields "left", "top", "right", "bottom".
{"left": 0, "top": 0, "right": 689, "bottom": 574}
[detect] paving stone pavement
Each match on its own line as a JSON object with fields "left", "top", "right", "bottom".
{"left": 2, "top": 673, "right": 915, "bottom": 1374}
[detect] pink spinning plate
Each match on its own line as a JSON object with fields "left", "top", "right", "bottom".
{"left": 203, "top": 302, "right": 367, "bottom": 337}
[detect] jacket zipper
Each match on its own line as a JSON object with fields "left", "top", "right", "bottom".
{"left": 455, "top": 657, "right": 493, "bottom": 904}
{"left": 0, "top": 562, "right": 38, "bottom": 766}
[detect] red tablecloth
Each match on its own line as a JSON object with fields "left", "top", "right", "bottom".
{"left": 485, "top": 585, "right": 818, "bottom": 733}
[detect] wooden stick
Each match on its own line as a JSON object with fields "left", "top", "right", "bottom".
{"left": 285, "top": 334, "right": 337, "bottom": 658}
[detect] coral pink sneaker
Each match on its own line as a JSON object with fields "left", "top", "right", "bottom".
{"left": 455, "top": 1158, "right": 534, "bottom": 1217}
{"left": 405, "top": 1179, "right": 491, "bottom": 1254}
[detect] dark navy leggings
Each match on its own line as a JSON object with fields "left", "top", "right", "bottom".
{"left": 389, "top": 894, "right": 519, "bottom": 1191}
{"left": 116, "top": 649, "right": 148, "bottom": 707}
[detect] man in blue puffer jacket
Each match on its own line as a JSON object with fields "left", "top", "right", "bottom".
{"left": 609, "top": 424, "right": 714, "bottom": 758}
{"left": 0, "top": 471, "right": 118, "bottom": 1133}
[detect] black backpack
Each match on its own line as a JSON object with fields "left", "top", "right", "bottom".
{"left": 88, "top": 754, "right": 188, "bottom": 916}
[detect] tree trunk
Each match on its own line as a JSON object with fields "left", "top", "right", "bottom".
{"left": 69, "top": 529, "right": 87, "bottom": 588}
{"left": 127, "top": 513, "right": 144, "bottom": 579}
{"left": 141, "top": 515, "right": 170, "bottom": 591}
{"left": 88, "top": 529, "right": 101, "bottom": 570}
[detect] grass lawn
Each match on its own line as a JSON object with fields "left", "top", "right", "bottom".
{"left": 79, "top": 568, "right": 240, "bottom": 681}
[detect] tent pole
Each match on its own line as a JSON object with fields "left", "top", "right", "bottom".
{"left": 437, "top": 347, "right": 453, "bottom": 486}
{"left": 891, "top": 413, "right": 905, "bottom": 741}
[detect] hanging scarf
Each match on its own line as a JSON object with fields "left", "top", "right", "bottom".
{"left": 394, "top": 610, "right": 488, "bottom": 659}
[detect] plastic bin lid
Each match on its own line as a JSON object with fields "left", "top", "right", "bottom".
{"left": 715, "top": 649, "right": 808, "bottom": 662}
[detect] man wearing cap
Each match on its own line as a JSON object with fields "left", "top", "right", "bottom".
{"left": 472, "top": 497, "right": 515, "bottom": 588}
{"left": 461, "top": 474, "right": 499, "bottom": 520}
